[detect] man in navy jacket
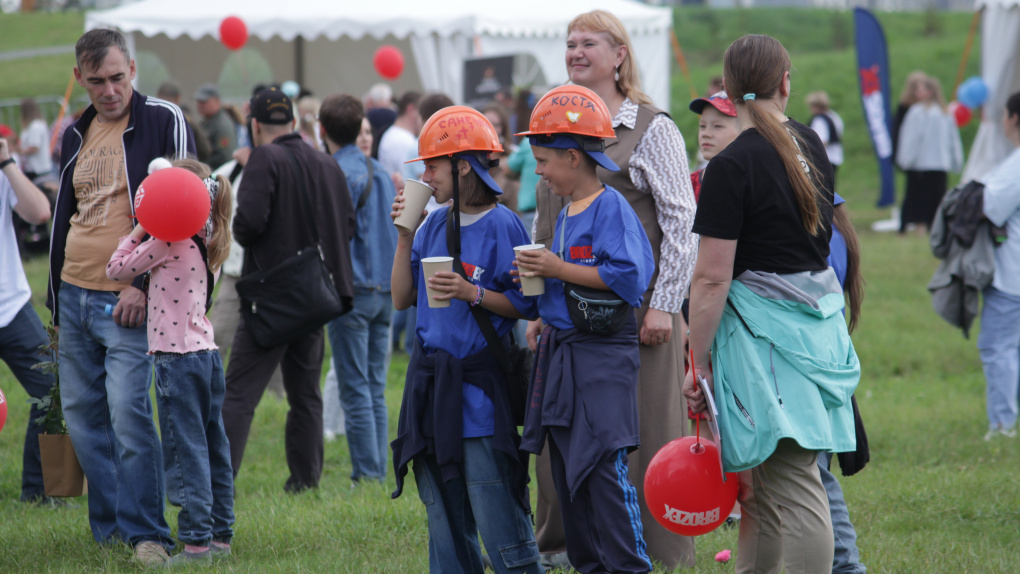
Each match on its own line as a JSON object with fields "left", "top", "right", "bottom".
{"left": 47, "top": 28, "right": 194, "bottom": 567}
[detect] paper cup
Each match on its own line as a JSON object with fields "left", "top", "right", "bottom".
{"left": 514, "top": 244, "right": 546, "bottom": 296}
{"left": 421, "top": 256, "right": 454, "bottom": 308}
{"left": 394, "top": 179, "right": 434, "bottom": 232}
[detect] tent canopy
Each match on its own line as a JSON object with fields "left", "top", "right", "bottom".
{"left": 85, "top": 0, "right": 672, "bottom": 110}
{"left": 963, "top": 0, "right": 1020, "bottom": 181}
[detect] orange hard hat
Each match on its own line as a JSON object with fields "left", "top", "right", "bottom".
{"left": 515, "top": 85, "right": 615, "bottom": 140}
{"left": 407, "top": 106, "right": 503, "bottom": 163}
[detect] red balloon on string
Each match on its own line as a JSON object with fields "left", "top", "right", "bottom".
{"left": 374, "top": 45, "right": 405, "bottom": 80}
{"left": 0, "top": 386, "right": 8, "bottom": 434}
{"left": 220, "top": 16, "right": 249, "bottom": 51}
{"left": 949, "top": 101, "right": 972, "bottom": 128}
{"left": 134, "top": 167, "right": 211, "bottom": 243}
{"left": 644, "top": 436, "right": 740, "bottom": 536}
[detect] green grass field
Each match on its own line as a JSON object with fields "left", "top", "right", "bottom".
{"left": 2, "top": 6, "right": 1019, "bottom": 573}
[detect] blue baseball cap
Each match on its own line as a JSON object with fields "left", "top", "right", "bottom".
{"left": 528, "top": 134, "right": 619, "bottom": 172}
{"left": 459, "top": 153, "right": 503, "bottom": 195}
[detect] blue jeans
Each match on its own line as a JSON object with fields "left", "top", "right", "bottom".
{"left": 978, "top": 286, "right": 1020, "bottom": 430}
{"left": 412, "top": 437, "right": 543, "bottom": 574}
{"left": 819, "top": 453, "right": 866, "bottom": 574}
{"left": 390, "top": 305, "right": 418, "bottom": 353}
{"left": 154, "top": 350, "right": 235, "bottom": 546}
{"left": 57, "top": 283, "right": 171, "bottom": 547}
{"left": 0, "top": 302, "right": 55, "bottom": 500}
{"left": 327, "top": 291, "right": 391, "bottom": 481}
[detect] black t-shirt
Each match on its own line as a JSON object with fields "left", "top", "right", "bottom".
{"left": 692, "top": 119, "right": 834, "bottom": 278}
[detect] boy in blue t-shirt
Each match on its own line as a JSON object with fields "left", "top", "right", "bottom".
{"left": 389, "top": 106, "right": 542, "bottom": 574}
{"left": 515, "top": 85, "right": 655, "bottom": 574}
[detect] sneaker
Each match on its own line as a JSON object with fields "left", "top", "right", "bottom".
{"left": 984, "top": 425, "right": 1017, "bottom": 441}
{"left": 133, "top": 541, "right": 170, "bottom": 568}
{"left": 210, "top": 542, "right": 231, "bottom": 560}
{"left": 166, "top": 549, "right": 212, "bottom": 567}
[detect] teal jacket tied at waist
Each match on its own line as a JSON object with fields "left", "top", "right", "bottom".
{"left": 712, "top": 269, "right": 860, "bottom": 473}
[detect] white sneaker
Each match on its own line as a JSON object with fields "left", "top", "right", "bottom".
{"left": 132, "top": 541, "right": 170, "bottom": 568}
{"left": 984, "top": 425, "right": 1017, "bottom": 441}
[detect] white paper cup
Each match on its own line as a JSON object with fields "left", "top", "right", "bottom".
{"left": 394, "top": 179, "right": 434, "bottom": 232}
{"left": 421, "top": 256, "right": 454, "bottom": 308}
{"left": 514, "top": 244, "right": 546, "bottom": 296}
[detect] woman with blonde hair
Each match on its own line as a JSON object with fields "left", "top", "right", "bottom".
{"left": 895, "top": 74, "right": 963, "bottom": 232}
{"left": 683, "top": 34, "right": 859, "bottom": 574}
{"left": 529, "top": 8, "right": 698, "bottom": 570}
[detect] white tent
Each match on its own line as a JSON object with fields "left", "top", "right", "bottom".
{"left": 962, "top": 0, "right": 1020, "bottom": 181}
{"left": 85, "top": 0, "right": 673, "bottom": 110}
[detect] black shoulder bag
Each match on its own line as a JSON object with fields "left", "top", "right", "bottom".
{"left": 235, "top": 147, "right": 347, "bottom": 347}
{"left": 556, "top": 205, "right": 630, "bottom": 335}
{"left": 445, "top": 209, "right": 532, "bottom": 426}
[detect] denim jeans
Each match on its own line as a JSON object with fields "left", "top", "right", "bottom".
{"left": 978, "top": 286, "right": 1020, "bottom": 430}
{"left": 57, "top": 283, "right": 171, "bottom": 547}
{"left": 327, "top": 291, "right": 391, "bottom": 481}
{"left": 154, "top": 350, "right": 235, "bottom": 545}
{"left": 412, "top": 437, "right": 543, "bottom": 574}
{"left": 390, "top": 306, "right": 418, "bottom": 353}
{"left": 0, "top": 302, "right": 55, "bottom": 500}
{"left": 819, "top": 452, "right": 866, "bottom": 574}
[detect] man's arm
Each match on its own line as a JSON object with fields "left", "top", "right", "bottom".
{"left": 1, "top": 139, "right": 50, "bottom": 224}
{"left": 232, "top": 148, "right": 275, "bottom": 246}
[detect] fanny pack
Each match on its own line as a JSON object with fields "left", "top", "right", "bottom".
{"left": 556, "top": 204, "right": 630, "bottom": 335}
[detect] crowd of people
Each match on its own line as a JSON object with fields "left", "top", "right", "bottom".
{"left": 1, "top": 7, "right": 1016, "bottom": 574}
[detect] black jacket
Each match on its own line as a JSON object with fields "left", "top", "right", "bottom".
{"left": 233, "top": 133, "right": 355, "bottom": 310}
{"left": 48, "top": 92, "right": 195, "bottom": 324}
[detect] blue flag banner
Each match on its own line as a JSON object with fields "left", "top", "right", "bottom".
{"left": 853, "top": 8, "right": 895, "bottom": 208}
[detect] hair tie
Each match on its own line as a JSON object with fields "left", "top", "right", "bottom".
{"left": 743, "top": 93, "right": 756, "bottom": 102}
{"left": 203, "top": 177, "right": 219, "bottom": 199}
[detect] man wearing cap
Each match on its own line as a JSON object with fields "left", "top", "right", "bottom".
{"left": 220, "top": 87, "right": 356, "bottom": 493}
{"left": 195, "top": 83, "right": 237, "bottom": 170}
{"left": 48, "top": 28, "right": 195, "bottom": 566}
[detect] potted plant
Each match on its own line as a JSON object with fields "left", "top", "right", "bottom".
{"left": 29, "top": 323, "right": 86, "bottom": 497}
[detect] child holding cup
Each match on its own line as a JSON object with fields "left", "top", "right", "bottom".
{"left": 514, "top": 85, "right": 655, "bottom": 573}
{"left": 389, "top": 106, "right": 542, "bottom": 573}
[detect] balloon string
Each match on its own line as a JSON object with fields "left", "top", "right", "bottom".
{"left": 690, "top": 347, "right": 701, "bottom": 448}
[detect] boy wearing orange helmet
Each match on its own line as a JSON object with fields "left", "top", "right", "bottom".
{"left": 389, "top": 106, "right": 543, "bottom": 573}
{"left": 515, "top": 85, "right": 655, "bottom": 574}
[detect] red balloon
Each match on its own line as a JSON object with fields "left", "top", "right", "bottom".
{"left": 134, "top": 167, "right": 211, "bottom": 243}
{"left": 644, "top": 436, "right": 740, "bottom": 536}
{"left": 950, "top": 101, "right": 972, "bottom": 128}
{"left": 220, "top": 16, "right": 248, "bottom": 51}
{"left": 0, "top": 386, "right": 7, "bottom": 435}
{"left": 374, "top": 45, "right": 405, "bottom": 80}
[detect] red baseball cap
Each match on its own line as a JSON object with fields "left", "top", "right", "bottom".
{"left": 689, "top": 91, "right": 737, "bottom": 118}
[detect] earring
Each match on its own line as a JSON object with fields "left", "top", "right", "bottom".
{"left": 614, "top": 67, "right": 620, "bottom": 82}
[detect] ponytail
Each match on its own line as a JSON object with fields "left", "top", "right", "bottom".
{"left": 724, "top": 34, "right": 826, "bottom": 235}
{"left": 207, "top": 173, "right": 233, "bottom": 272}
{"left": 832, "top": 204, "right": 864, "bottom": 333}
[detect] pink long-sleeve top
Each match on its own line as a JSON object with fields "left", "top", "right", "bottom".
{"left": 107, "top": 235, "right": 216, "bottom": 354}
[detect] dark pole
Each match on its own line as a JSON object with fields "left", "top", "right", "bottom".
{"left": 295, "top": 36, "right": 305, "bottom": 87}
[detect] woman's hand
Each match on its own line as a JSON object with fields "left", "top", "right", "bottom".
{"left": 640, "top": 308, "right": 673, "bottom": 346}
{"left": 426, "top": 271, "right": 476, "bottom": 303}
{"left": 515, "top": 247, "right": 563, "bottom": 281}
{"left": 683, "top": 365, "right": 714, "bottom": 415}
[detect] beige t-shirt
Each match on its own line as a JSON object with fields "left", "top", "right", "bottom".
{"left": 62, "top": 114, "right": 135, "bottom": 291}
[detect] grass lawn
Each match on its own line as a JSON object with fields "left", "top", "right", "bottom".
{"left": 2, "top": 6, "right": 1019, "bottom": 573}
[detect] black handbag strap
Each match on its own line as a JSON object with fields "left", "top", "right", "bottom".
{"left": 444, "top": 208, "right": 515, "bottom": 377}
{"left": 357, "top": 156, "right": 374, "bottom": 211}
{"left": 281, "top": 145, "right": 322, "bottom": 247}
{"left": 190, "top": 234, "right": 215, "bottom": 314}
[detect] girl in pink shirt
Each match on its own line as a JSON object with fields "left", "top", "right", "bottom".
{"left": 107, "top": 158, "right": 235, "bottom": 565}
